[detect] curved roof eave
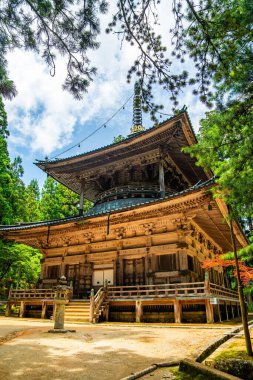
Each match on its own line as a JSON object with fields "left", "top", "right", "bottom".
{"left": 34, "top": 110, "right": 194, "bottom": 167}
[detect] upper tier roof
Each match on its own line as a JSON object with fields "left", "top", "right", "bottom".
{"left": 35, "top": 110, "right": 211, "bottom": 201}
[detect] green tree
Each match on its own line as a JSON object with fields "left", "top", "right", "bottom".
{"left": 185, "top": 98, "right": 253, "bottom": 225}
{"left": 0, "top": 96, "right": 15, "bottom": 224}
{"left": 1, "top": 1, "right": 251, "bottom": 116}
{"left": 24, "top": 179, "right": 42, "bottom": 222}
{"left": 0, "top": 241, "right": 42, "bottom": 289}
{"left": 9, "top": 156, "right": 27, "bottom": 223}
{"left": 105, "top": 0, "right": 252, "bottom": 116}
{"left": 0, "top": 0, "right": 108, "bottom": 99}
{"left": 179, "top": 0, "right": 253, "bottom": 225}
{"left": 0, "top": 96, "right": 28, "bottom": 224}
{"left": 40, "top": 176, "right": 91, "bottom": 220}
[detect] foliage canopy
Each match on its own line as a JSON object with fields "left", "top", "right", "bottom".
{"left": 0, "top": 1, "right": 252, "bottom": 116}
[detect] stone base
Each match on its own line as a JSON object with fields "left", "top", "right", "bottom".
{"left": 48, "top": 329, "right": 76, "bottom": 333}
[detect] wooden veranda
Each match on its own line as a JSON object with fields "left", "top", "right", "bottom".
{"left": 6, "top": 281, "right": 240, "bottom": 324}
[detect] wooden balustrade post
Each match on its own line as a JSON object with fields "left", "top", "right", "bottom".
{"left": 205, "top": 299, "right": 214, "bottom": 323}
{"left": 89, "top": 289, "right": 95, "bottom": 323}
{"left": 174, "top": 299, "right": 182, "bottom": 323}
{"left": 135, "top": 300, "right": 143, "bottom": 323}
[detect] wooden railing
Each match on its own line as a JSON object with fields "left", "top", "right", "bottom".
{"left": 8, "top": 282, "right": 239, "bottom": 305}
{"left": 8, "top": 288, "right": 71, "bottom": 300}
{"left": 107, "top": 282, "right": 238, "bottom": 300}
{"left": 209, "top": 283, "right": 238, "bottom": 298}
{"left": 89, "top": 287, "right": 107, "bottom": 323}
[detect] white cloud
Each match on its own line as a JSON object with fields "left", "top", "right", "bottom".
{"left": 5, "top": 1, "right": 208, "bottom": 171}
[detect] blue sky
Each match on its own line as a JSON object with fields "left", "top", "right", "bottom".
{"left": 4, "top": 2, "right": 208, "bottom": 189}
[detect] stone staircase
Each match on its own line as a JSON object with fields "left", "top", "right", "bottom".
{"left": 64, "top": 300, "right": 90, "bottom": 323}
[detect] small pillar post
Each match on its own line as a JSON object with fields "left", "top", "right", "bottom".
{"left": 5, "top": 302, "right": 11, "bottom": 317}
{"left": 19, "top": 301, "right": 26, "bottom": 318}
{"left": 41, "top": 302, "right": 47, "bottom": 319}
{"left": 174, "top": 299, "right": 182, "bottom": 323}
{"left": 135, "top": 300, "right": 143, "bottom": 323}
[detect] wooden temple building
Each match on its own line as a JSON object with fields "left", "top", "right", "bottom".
{"left": 0, "top": 88, "right": 247, "bottom": 323}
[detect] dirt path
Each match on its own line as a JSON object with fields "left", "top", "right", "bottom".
{"left": 0, "top": 317, "right": 234, "bottom": 380}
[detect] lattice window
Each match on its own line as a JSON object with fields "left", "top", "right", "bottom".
{"left": 158, "top": 254, "right": 177, "bottom": 271}
{"left": 47, "top": 265, "right": 60, "bottom": 279}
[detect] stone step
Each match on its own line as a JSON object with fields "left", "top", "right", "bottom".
{"left": 67, "top": 302, "right": 90, "bottom": 306}
{"left": 66, "top": 306, "right": 89, "bottom": 309}
{"left": 65, "top": 309, "right": 90, "bottom": 315}
{"left": 65, "top": 301, "right": 91, "bottom": 323}
{"left": 65, "top": 316, "right": 89, "bottom": 322}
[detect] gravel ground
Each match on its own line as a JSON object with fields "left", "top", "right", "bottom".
{"left": 0, "top": 317, "right": 235, "bottom": 380}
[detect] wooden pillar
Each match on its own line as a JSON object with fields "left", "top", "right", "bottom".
{"left": 205, "top": 299, "right": 214, "bottom": 323}
{"left": 237, "top": 303, "right": 241, "bottom": 317}
{"left": 79, "top": 180, "right": 85, "bottom": 216}
{"left": 231, "top": 303, "right": 235, "bottom": 320}
{"left": 174, "top": 299, "right": 182, "bottom": 323}
{"left": 145, "top": 254, "right": 153, "bottom": 285}
{"left": 225, "top": 302, "right": 229, "bottom": 320}
{"left": 40, "top": 263, "right": 45, "bottom": 281}
{"left": 218, "top": 303, "right": 222, "bottom": 322}
{"left": 41, "top": 302, "right": 47, "bottom": 319}
{"left": 204, "top": 271, "right": 210, "bottom": 294}
{"left": 159, "top": 161, "right": 165, "bottom": 198}
{"left": 19, "top": 301, "right": 26, "bottom": 318}
{"left": 105, "top": 305, "right": 109, "bottom": 322}
{"left": 79, "top": 263, "right": 85, "bottom": 292}
{"left": 60, "top": 262, "right": 65, "bottom": 277}
{"left": 135, "top": 300, "right": 143, "bottom": 323}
